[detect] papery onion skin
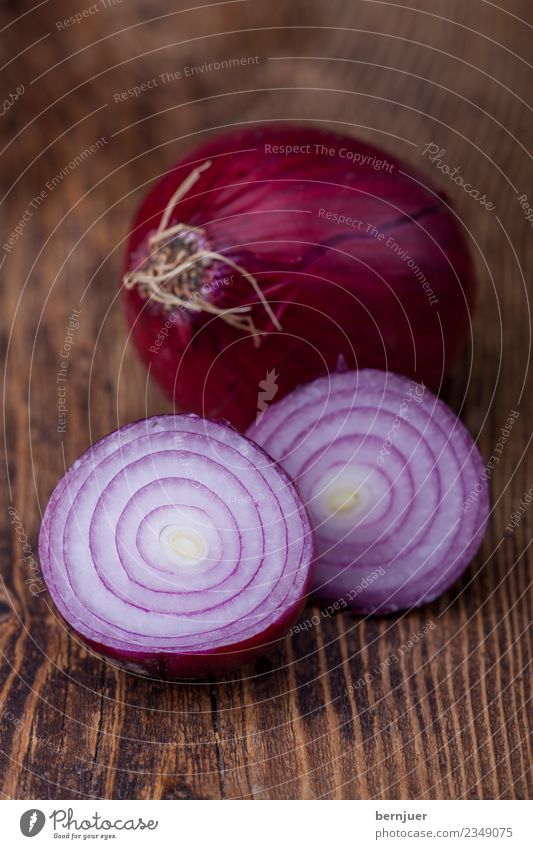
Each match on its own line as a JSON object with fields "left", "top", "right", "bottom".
{"left": 247, "top": 369, "right": 490, "bottom": 614}
{"left": 123, "top": 124, "right": 476, "bottom": 430}
{"left": 38, "top": 415, "right": 314, "bottom": 678}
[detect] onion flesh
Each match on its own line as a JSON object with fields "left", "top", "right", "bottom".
{"left": 39, "top": 415, "right": 313, "bottom": 677}
{"left": 247, "top": 369, "right": 489, "bottom": 614}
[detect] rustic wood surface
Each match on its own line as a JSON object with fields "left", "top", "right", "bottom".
{"left": 0, "top": 0, "right": 531, "bottom": 800}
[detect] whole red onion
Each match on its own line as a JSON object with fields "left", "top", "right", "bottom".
{"left": 123, "top": 124, "right": 476, "bottom": 430}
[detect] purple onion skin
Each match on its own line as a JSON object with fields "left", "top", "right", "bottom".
{"left": 54, "top": 596, "right": 306, "bottom": 679}
{"left": 123, "top": 124, "right": 476, "bottom": 430}
{"left": 39, "top": 415, "right": 314, "bottom": 679}
{"left": 80, "top": 598, "right": 308, "bottom": 679}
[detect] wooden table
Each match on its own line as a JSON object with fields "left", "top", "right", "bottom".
{"left": 1, "top": 0, "right": 531, "bottom": 800}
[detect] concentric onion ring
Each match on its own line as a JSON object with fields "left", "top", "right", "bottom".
{"left": 247, "top": 370, "right": 490, "bottom": 614}
{"left": 39, "top": 415, "right": 313, "bottom": 677}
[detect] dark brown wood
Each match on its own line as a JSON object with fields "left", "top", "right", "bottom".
{"left": 1, "top": 0, "right": 531, "bottom": 800}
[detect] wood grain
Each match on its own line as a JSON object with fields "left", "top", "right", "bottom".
{"left": 0, "top": 0, "right": 531, "bottom": 800}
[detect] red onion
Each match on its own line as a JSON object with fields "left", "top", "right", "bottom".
{"left": 247, "top": 369, "right": 489, "bottom": 614}
{"left": 123, "top": 124, "right": 476, "bottom": 430}
{"left": 39, "top": 415, "right": 313, "bottom": 678}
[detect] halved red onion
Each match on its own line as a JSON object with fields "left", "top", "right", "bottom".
{"left": 247, "top": 369, "right": 490, "bottom": 614}
{"left": 39, "top": 415, "right": 313, "bottom": 677}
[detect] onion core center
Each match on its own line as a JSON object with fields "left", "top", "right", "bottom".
{"left": 325, "top": 485, "right": 363, "bottom": 515}
{"left": 159, "top": 524, "right": 208, "bottom": 567}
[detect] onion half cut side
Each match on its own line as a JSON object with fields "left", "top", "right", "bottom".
{"left": 247, "top": 370, "right": 490, "bottom": 614}
{"left": 39, "top": 416, "right": 314, "bottom": 678}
